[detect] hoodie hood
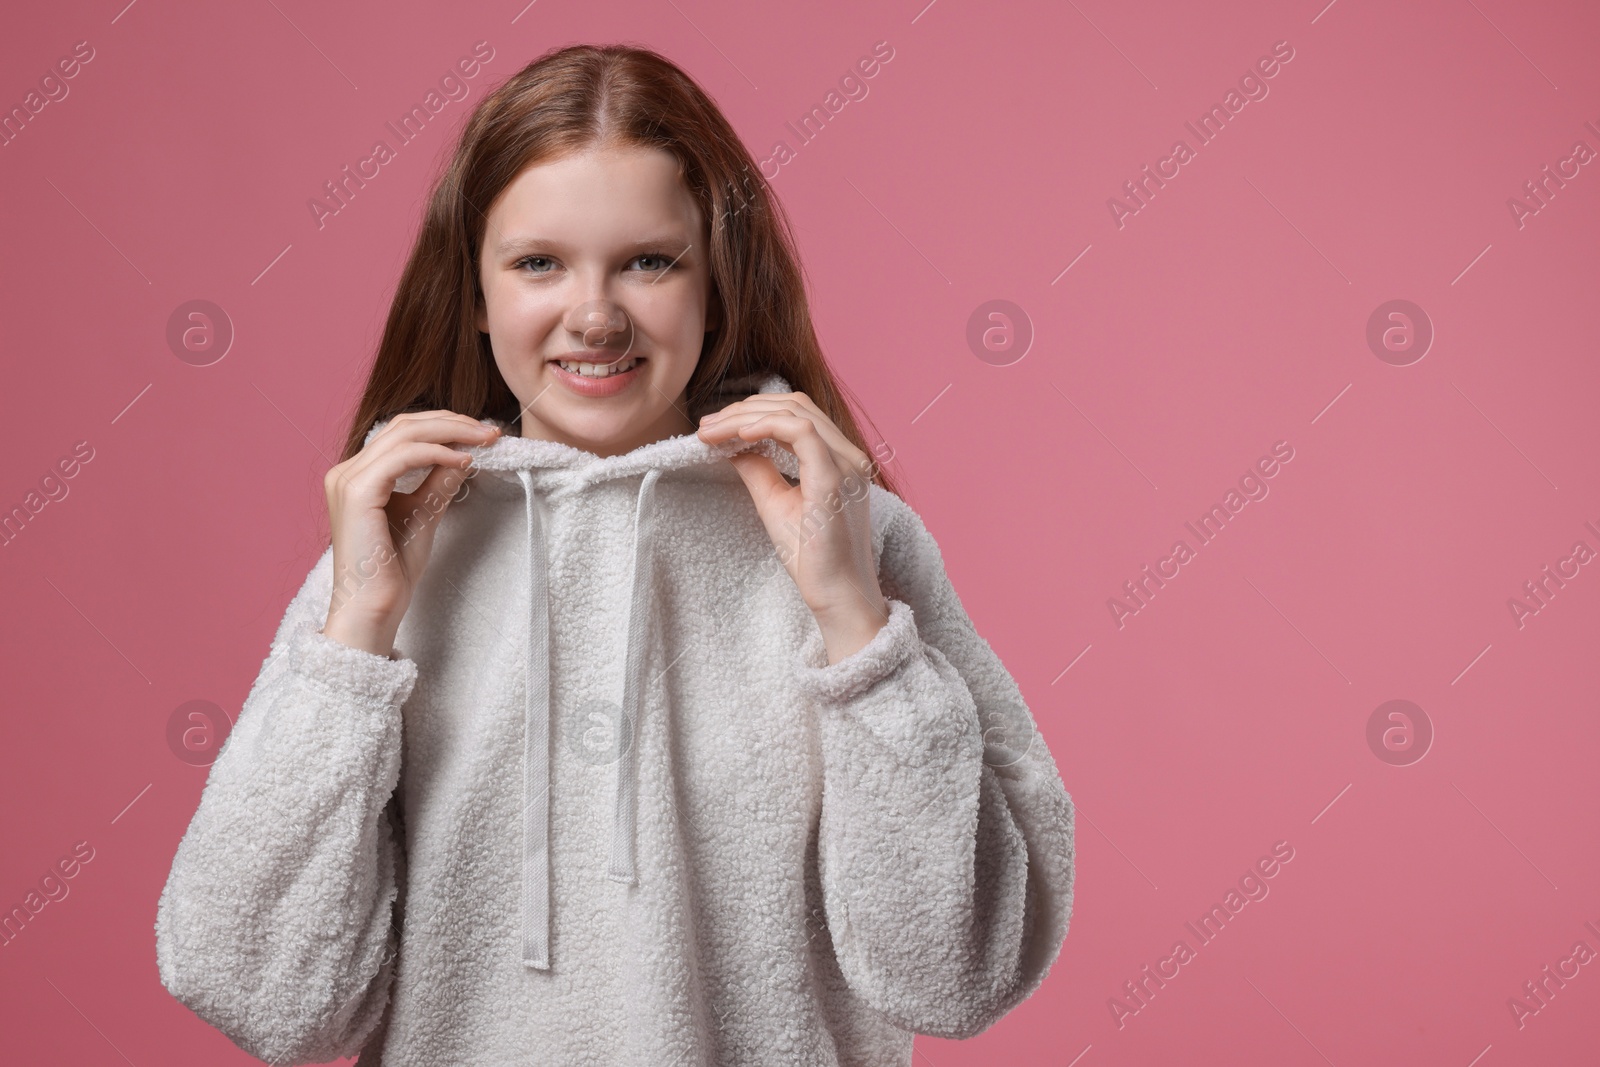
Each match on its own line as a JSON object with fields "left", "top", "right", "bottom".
{"left": 366, "top": 370, "right": 799, "bottom": 970}
{"left": 378, "top": 370, "right": 802, "bottom": 496}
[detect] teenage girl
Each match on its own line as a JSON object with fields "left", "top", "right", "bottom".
{"left": 155, "top": 42, "right": 1076, "bottom": 1067}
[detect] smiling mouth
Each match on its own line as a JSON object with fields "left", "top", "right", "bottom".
{"left": 549, "top": 355, "right": 644, "bottom": 378}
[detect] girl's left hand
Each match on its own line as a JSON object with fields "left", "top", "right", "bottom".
{"left": 697, "top": 392, "right": 889, "bottom": 661}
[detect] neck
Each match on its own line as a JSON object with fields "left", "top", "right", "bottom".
{"left": 518, "top": 399, "right": 696, "bottom": 458}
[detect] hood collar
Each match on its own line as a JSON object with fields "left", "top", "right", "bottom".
{"left": 373, "top": 371, "right": 801, "bottom": 496}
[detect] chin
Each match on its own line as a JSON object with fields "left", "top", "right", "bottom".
{"left": 552, "top": 412, "right": 638, "bottom": 446}
{"left": 575, "top": 426, "right": 632, "bottom": 448}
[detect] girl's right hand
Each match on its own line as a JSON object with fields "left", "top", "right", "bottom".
{"left": 321, "top": 411, "right": 501, "bottom": 657}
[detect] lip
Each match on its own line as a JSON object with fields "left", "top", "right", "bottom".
{"left": 547, "top": 354, "right": 646, "bottom": 398}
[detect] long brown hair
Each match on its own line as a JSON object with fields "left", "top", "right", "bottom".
{"left": 337, "top": 41, "right": 901, "bottom": 500}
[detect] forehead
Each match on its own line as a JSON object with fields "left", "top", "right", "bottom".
{"left": 485, "top": 145, "right": 705, "bottom": 250}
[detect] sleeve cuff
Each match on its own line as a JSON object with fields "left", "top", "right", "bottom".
{"left": 278, "top": 621, "right": 420, "bottom": 710}
{"left": 792, "top": 598, "right": 920, "bottom": 706}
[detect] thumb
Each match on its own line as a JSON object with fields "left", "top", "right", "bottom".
{"left": 387, "top": 462, "right": 470, "bottom": 543}
{"left": 726, "top": 449, "right": 790, "bottom": 502}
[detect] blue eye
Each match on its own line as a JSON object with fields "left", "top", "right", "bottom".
{"left": 512, "top": 253, "right": 678, "bottom": 274}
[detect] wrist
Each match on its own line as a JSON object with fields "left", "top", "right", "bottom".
{"left": 322, "top": 608, "right": 401, "bottom": 658}
{"left": 812, "top": 599, "right": 890, "bottom": 665}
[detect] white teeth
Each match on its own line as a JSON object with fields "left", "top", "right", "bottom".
{"left": 556, "top": 356, "right": 639, "bottom": 377}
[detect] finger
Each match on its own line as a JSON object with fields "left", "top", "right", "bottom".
{"left": 370, "top": 413, "right": 499, "bottom": 450}
{"left": 697, "top": 394, "right": 782, "bottom": 424}
{"left": 382, "top": 408, "right": 494, "bottom": 428}
{"left": 370, "top": 410, "right": 487, "bottom": 445}
{"left": 781, "top": 394, "right": 871, "bottom": 468}
{"left": 343, "top": 421, "right": 489, "bottom": 488}
{"left": 780, "top": 394, "right": 880, "bottom": 479}
{"left": 702, "top": 398, "right": 866, "bottom": 472}
{"left": 351, "top": 416, "right": 494, "bottom": 492}
{"left": 399, "top": 458, "right": 472, "bottom": 511}
{"left": 698, "top": 414, "right": 802, "bottom": 491}
{"left": 725, "top": 412, "right": 843, "bottom": 493}
{"left": 701, "top": 409, "right": 856, "bottom": 486}
{"left": 724, "top": 449, "right": 790, "bottom": 500}
{"left": 385, "top": 461, "right": 466, "bottom": 542}
{"left": 333, "top": 441, "right": 475, "bottom": 502}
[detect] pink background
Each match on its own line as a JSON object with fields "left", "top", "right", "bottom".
{"left": 2, "top": 0, "right": 1597, "bottom": 1063}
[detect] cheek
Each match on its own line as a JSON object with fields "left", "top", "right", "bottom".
{"left": 488, "top": 285, "right": 562, "bottom": 339}
{"left": 636, "top": 282, "right": 706, "bottom": 341}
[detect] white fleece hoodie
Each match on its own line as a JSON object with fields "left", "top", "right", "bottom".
{"left": 153, "top": 371, "right": 1076, "bottom": 1066}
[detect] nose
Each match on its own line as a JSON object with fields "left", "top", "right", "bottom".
{"left": 564, "top": 298, "right": 635, "bottom": 360}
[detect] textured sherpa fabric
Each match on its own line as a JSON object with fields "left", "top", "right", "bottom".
{"left": 154, "top": 371, "right": 1076, "bottom": 1066}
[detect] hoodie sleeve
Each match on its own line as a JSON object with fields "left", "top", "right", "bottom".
{"left": 792, "top": 488, "right": 1075, "bottom": 1040}
{"left": 154, "top": 545, "right": 416, "bottom": 1065}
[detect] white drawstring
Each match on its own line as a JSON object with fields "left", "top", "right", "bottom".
{"left": 517, "top": 468, "right": 662, "bottom": 969}
{"left": 517, "top": 471, "right": 553, "bottom": 970}
{"left": 609, "top": 467, "right": 662, "bottom": 884}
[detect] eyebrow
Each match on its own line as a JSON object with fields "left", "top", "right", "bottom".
{"left": 494, "top": 234, "right": 695, "bottom": 256}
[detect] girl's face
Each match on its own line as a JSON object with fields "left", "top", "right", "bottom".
{"left": 475, "top": 143, "right": 721, "bottom": 457}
